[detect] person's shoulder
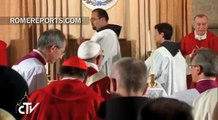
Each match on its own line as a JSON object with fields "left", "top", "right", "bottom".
{"left": 98, "top": 76, "right": 110, "bottom": 82}
{"left": 86, "top": 91, "right": 104, "bottom": 106}
{"left": 155, "top": 47, "right": 171, "bottom": 57}
{"left": 171, "top": 89, "right": 199, "bottom": 98}
{"left": 207, "top": 30, "right": 216, "bottom": 36}
{"left": 154, "top": 46, "right": 165, "bottom": 52}
{"left": 100, "top": 29, "right": 117, "bottom": 36}
{"left": 86, "top": 86, "right": 104, "bottom": 100}
{"left": 25, "top": 63, "right": 46, "bottom": 73}
{"left": 14, "top": 57, "right": 44, "bottom": 67}
{"left": 87, "top": 66, "right": 98, "bottom": 75}
{"left": 12, "top": 61, "right": 45, "bottom": 75}
{"left": 29, "top": 88, "right": 46, "bottom": 101}
{"left": 170, "top": 89, "right": 200, "bottom": 105}
{"left": 197, "top": 87, "right": 218, "bottom": 99}
{"left": 90, "top": 75, "right": 110, "bottom": 88}
{"left": 29, "top": 81, "right": 63, "bottom": 100}
{"left": 88, "top": 86, "right": 103, "bottom": 96}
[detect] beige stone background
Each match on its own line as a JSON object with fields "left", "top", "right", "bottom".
{"left": 192, "top": 0, "right": 218, "bottom": 34}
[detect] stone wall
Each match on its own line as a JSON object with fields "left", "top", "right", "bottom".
{"left": 192, "top": 0, "right": 218, "bottom": 34}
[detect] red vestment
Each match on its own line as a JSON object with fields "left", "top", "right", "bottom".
{"left": 23, "top": 79, "right": 103, "bottom": 120}
{"left": 181, "top": 31, "right": 218, "bottom": 88}
{"left": 0, "top": 40, "right": 7, "bottom": 66}
{"left": 85, "top": 67, "right": 111, "bottom": 100}
{"left": 180, "top": 31, "right": 218, "bottom": 57}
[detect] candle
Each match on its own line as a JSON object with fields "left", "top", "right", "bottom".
{"left": 147, "top": 30, "right": 151, "bottom": 51}
{"left": 150, "top": 50, "right": 154, "bottom": 74}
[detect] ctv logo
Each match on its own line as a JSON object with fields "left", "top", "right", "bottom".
{"left": 18, "top": 102, "right": 39, "bottom": 114}
{"left": 16, "top": 92, "right": 39, "bottom": 114}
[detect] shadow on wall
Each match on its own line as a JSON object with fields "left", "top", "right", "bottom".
{"left": 7, "top": 39, "right": 29, "bottom": 66}
{"left": 192, "top": 0, "right": 218, "bottom": 35}
{"left": 209, "top": 28, "right": 218, "bottom": 35}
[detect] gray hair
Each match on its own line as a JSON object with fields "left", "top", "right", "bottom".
{"left": 37, "top": 29, "right": 66, "bottom": 49}
{"left": 191, "top": 49, "right": 218, "bottom": 77}
{"left": 193, "top": 14, "right": 208, "bottom": 21}
{"left": 111, "top": 57, "right": 147, "bottom": 92}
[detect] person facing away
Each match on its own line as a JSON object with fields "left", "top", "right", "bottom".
{"left": 145, "top": 23, "right": 187, "bottom": 95}
{"left": 98, "top": 57, "right": 151, "bottom": 120}
{"left": 171, "top": 49, "right": 218, "bottom": 105}
{"left": 180, "top": 14, "right": 218, "bottom": 58}
{"left": 139, "top": 97, "right": 193, "bottom": 120}
{"left": 190, "top": 49, "right": 218, "bottom": 120}
{"left": 0, "top": 108, "right": 16, "bottom": 120}
{"left": 12, "top": 29, "right": 67, "bottom": 94}
{"left": 78, "top": 41, "right": 111, "bottom": 100}
{"left": 192, "top": 88, "right": 218, "bottom": 120}
{"left": 109, "top": 57, "right": 148, "bottom": 97}
{"left": 0, "top": 66, "right": 28, "bottom": 120}
{"left": 88, "top": 8, "right": 122, "bottom": 76}
{"left": 22, "top": 56, "right": 104, "bottom": 120}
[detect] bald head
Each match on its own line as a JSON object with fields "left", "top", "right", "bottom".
{"left": 110, "top": 57, "right": 147, "bottom": 96}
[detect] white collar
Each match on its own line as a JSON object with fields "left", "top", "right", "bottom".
{"left": 85, "top": 62, "right": 99, "bottom": 71}
{"left": 61, "top": 77, "right": 77, "bottom": 80}
{"left": 194, "top": 31, "right": 207, "bottom": 41}
{"left": 33, "top": 49, "right": 47, "bottom": 63}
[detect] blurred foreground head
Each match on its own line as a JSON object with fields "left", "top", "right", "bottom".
{"left": 140, "top": 97, "right": 193, "bottom": 120}
{"left": 110, "top": 57, "right": 147, "bottom": 97}
{"left": 0, "top": 66, "right": 28, "bottom": 119}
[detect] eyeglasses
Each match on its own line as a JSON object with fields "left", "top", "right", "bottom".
{"left": 188, "top": 64, "right": 198, "bottom": 69}
{"left": 55, "top": 47, "right": 65, "bottom": 58}
{"left": 90, "top": 17, "right": 101, "bottom": 21}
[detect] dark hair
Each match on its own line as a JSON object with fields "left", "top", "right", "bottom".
{"left": 154, "top": 23, "right": 173, "bottom": 40}
{"left": 59, "top": 66, "right": 87, "bottom": 79}
{"left": 190, "top": 49, "right": 218, "bottom": 77}
{"left": 0, "top": 66, "right": 28, "bottom": 120}
{"left": 139, "top": 97, "right": 193, "bottom": 120}
{"left": 92, "top": 8, "right": 109, "bottom": 22}
{"left": 37, "top": 29, "right": 66, "bottom": 49}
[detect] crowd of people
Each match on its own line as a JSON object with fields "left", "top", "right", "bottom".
{"left": 0, "top": 8, "right": 218, "bottom": 120}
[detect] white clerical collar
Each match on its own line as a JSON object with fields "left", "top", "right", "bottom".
{"left": 194, "top": 31, "right": 207, "bottom": 41}
{"left": 61, "top": 77, "right": 77, "bottom": 80}
{"left": 33, "top": 49, "right": 47, "bottom": 63}
{"left": 85, "top": 62, "right": 99, "bottom": 71}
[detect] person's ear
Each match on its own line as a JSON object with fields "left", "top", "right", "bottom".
{"left": 96, "top": 55, "right": 101, "bottom": 65}
{"left": 196, "top": 65, "right": 203, "bottom": 75}
{"left": 49, "top": 44, "right": 57, "bottom": 52}
{"left": 160, "top": 32, "right": 165, "bottom": 38}
{"left": 192, "top": 23, "right": 196, "bottom": 30}
{"left": 142, "top": 83, "right": 148, "bottom": 95}
{"left": 110, "top": 78, "right": 117, "bottom": 93}
{"left": 96, "top": 53, "right": 104, "bottom": 67}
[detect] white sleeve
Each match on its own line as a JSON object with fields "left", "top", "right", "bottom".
{"left": 96, "top": 29, "right": 121, "bottom": 75}
{"left": 145, "top": 50, "right": 170, "bottom": 84}
{"left": 28, "top": 66, "right": 47, "bottom": 94}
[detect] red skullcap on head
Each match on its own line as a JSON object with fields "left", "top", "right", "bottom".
{"left": 62, "top": 56, "right": 88, "bottom": 70}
